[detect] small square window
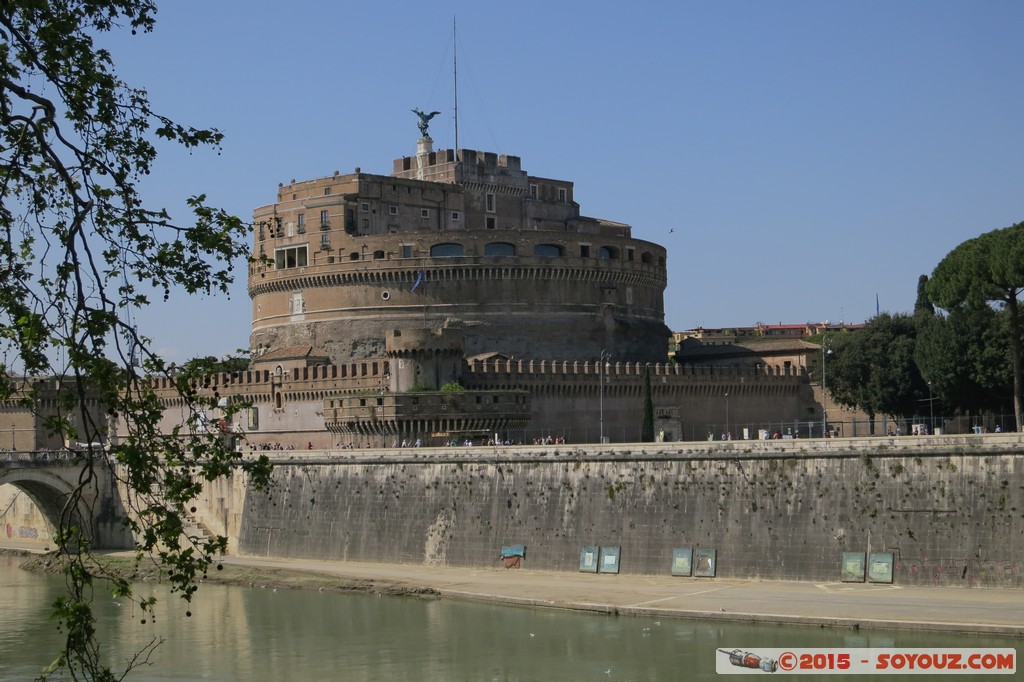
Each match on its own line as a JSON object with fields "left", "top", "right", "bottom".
{"left": 361, "top": 202, "right": 370, "bottom": 212}
{"left": 324, "top": 187, "right": 332, "bottom": 196}
{"left": 401, "top": 244, "right": 413, "bottom": 258}
{"left": 389, "top": 205, "right": 398, "bottom": 216}
{"left": 451, "top": 211, "right": 461, "bottom": 221}
{"left": 486, "top": 216, "right": 496, "bottom": 230}
{"left": 421, "top": 209, "right": 430, "bottom": 219}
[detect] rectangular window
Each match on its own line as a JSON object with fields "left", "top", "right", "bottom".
{"left": 529, "top": 184, "right": 538, "bottom": 199}
{"left": 401, "top": 244, "right": 413, "bottom": 258}
{"left": 324, "top": 187, "right": 332, "bottom": 196}
{"left": 558, "top": 188, "right": 567, "bottom": 203}
{"left": 580, "top": 244, "right": 590, "bottom": 258}
{"left": 320, "top": 234, "right": 330, "bottom": 249}
{"left": 451, "top": 211, "right": 461, "bottom": 221}
{"left": 486, "top": 216, "right": 496, "bottom": 230}
{"left": 320, "top": 209, "right": 330, "bottom": 227}
{"left": 297, "top": 214, "right": 305, "bottom": 233}
{"left": 274, "top": 245, "right": 308, "bottom": 269}
{"left": 360, "top": 202, "right": 370, "bottom": 213}
{"left": 485, "top": 193, "right": 496, "bottom": 213}
{"left": 389, "top": 205, "right": 398, "bottom": 216}
{"left": 421, "top": 208, "right": 430, "bottom": 219}
{"left": 361, "top": 218, "right": 369, "bottom": 230}
{"left": 627, "top": 248, "right": 635, "bottom": 262}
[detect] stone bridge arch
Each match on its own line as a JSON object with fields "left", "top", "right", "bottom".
{"left": 0, "top": 456, "right": 133, "bottom": 550}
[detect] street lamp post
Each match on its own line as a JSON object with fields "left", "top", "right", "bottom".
{"left": 725, "top": 392, "right": 729, "bottom": 438}
{"left": 599, "top": 350, "right": 610, "bottom": 444}
{"left": 821, "top": 336, "right": 832, "bottom": 438}
{"left": 928, "top": 381, "right": 934, "bottom": 434}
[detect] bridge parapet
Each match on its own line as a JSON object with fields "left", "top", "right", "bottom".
{"left": 1, "top": 449, "right": 82, "bottom": 465}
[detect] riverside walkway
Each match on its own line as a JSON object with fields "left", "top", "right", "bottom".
{"left": 215, "top": 554, "right": 1023, "bottom": 638}
{"left": 3, "top": 542, "right": 1020, "bottom": 637}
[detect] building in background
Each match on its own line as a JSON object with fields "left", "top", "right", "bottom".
{"left": 153, "top": 139, "right": 820, "bottom": 446}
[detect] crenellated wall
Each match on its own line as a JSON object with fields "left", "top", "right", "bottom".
{"left": 146, "top": 361, "right": 813, "bottom": 448}
{"left": 227, "top": 435, "right": 1024, "bottom": 588}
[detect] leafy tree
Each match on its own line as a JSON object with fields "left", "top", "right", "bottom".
{"left": 927, "top": 221, "right": 1024, "bottom": 431}
{"left": 0, "top": 2, "right": 271, "bottom": 679}
{"left": 825, "top": 314, "right": 924, "bottom": 433}
{"left": 439, "top": 380, "right": 465, "bottom": 393}
{"left": 913, "top": 274, "right": 934, "bottom": 320}
{"left": 178, "top": 352, "right": 251, "bottom": 377}
{"left": 914, "top": 302, "right": 1011, "bottom": 417}
{"left": 640, "top": 365, "right": 654, "bottom": 442}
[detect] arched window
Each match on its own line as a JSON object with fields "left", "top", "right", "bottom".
{"left": 484, "top": 242, "right": 516, "bottom": 257}
{"left": 373, "top": 250, "right": 385, "bottom": 260}
{"left": 598, "top": 246, "right": 618, "bottom": 260}
{"left": 430, "top": 243, "right": 464, "bottom": 257}
{"left": 533, "top": 244, "right": 563, "bottom": 258}
{"left": 641, "top": 251, "right": 654, "bottom": 265}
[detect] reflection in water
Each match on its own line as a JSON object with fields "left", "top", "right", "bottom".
{"left": 0, "top": 558, "right": 1015, "bottom": 681}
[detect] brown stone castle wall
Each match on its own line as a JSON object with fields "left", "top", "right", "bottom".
{"left": 232, "top": 437, "right": 1024, "bottom": 587}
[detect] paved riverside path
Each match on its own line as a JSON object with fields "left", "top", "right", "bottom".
{"left": 215, "top": 555, "right": 1023, "bottom": 638}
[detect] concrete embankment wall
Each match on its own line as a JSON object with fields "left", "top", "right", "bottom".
{"left": 230, "top": 436, "right": 1024, "bottom": 587}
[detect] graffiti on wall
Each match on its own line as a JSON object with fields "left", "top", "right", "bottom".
{"left": 5, "top": 522, "right": 41, "bottom": 540}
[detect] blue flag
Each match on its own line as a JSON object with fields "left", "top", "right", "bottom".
{"left": 411, "top": 270, "right": 424, "bottom": 292}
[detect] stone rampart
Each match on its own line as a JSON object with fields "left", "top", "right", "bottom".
{"left": 230, "top": 435, "right": 1024, "bottom": 587}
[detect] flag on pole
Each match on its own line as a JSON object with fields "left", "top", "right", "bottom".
{"left": 411, "top": 270, "right": 424, "bottom": 292}
{"left": 876, "top": 293, "right": 880, "bottom": 315}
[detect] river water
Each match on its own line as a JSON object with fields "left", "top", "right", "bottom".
{"left": 0, "top": 556, "right": 1016, "bottom": 681}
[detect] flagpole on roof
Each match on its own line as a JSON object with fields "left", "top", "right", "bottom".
{"left": 453, "top": 15, "right": 459, "bottom": 153}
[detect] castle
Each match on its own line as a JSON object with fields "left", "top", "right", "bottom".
{"left": 145, "top": 138, "right": 818, "bottom": 448}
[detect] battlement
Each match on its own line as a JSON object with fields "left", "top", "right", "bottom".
{"left": 392, "top": 148, "right": 524, "bottom": 180}
{"left": 464, "top": 358, "right": 808, "bottom": 381}
{"left": 146, "top": 358, "right": 806, "bottom": 400}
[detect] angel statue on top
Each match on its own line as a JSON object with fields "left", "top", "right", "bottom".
{"left": 412, "top": 108, "right": 441, "bottom": 141}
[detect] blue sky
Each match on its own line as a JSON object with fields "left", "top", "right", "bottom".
{"left": 103, "top": 1, "right": 1023, "bottom": 361}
